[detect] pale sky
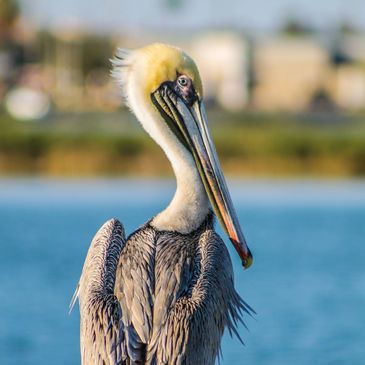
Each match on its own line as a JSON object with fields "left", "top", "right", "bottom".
{"left": 20, "top": 0, "right": 365, "bottom": 33}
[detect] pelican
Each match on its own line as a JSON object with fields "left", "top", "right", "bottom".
{"left": 71, "top": 43, "right": 254, "bottom": 365}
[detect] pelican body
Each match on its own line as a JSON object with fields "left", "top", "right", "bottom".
{"left": 71, "top": 43, "right": 253, "bottom": 365}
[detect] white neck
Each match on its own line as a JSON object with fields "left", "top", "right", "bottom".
{"left": 152, "top": 140, "right": 210, "bottom": 233}
{"left": 126, "top": 83, "right": 209, "bottom": 234}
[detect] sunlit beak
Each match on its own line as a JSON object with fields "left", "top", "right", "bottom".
{"left": 152, "top": 87, "right": 253, "bottom": 269}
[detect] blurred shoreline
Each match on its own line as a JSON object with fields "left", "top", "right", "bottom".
{"left": 1, "top": 109, "right": 365, "bottom": 178}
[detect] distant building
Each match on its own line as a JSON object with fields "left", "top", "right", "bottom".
{"left": 329, "top": 35, "right": 365, "bottom": 110}
{"left": 189, "top": 32, "right": 250, "bottom": 111}
{"left": 3, "top": 14, "right": 365, "bottom": 116}
{"left": 48, "top": 28, "right": 84, "bottom": 109}
{"left": 332, "top": 64, "right": 365, "bottom": 110}
{"left": 252, "top": 37, "right": 329, "bottom": 111}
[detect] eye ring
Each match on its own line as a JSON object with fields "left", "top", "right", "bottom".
{"left": 177, "top": 75, "right": 189, "bottom": 87}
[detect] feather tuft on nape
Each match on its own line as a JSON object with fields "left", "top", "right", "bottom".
{"left": 110, "top": 48, "right": 132, "bottom": 103}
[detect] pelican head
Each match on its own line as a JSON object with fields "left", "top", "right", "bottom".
{"left": 112, "top": 43, "right": 252, "bottom": 269}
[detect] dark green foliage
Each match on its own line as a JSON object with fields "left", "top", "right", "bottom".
{"left": 1, "top": 110, "right": 365, "bottom": 176}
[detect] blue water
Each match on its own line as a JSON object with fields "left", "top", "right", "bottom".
{"left": 0, "top": 178, "right": 364, "bottom": 365}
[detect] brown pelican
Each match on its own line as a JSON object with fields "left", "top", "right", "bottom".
{"left": 71, "top": 43, "right": 254, "bottom": 365}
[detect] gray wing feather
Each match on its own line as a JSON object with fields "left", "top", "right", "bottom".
{"left": 147, "top": 230, "right": 251, "bottom": 365}
{"left": 115, "top": 226, "right": 157, "bottom": 363}
{"left": 73, "top": 219, "right": 126, "bottom": 365}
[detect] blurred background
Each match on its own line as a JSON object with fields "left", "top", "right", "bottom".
{"left": 1, "top": 0, "right": 365, "bottom": 176}
{"left": 0, "top": 1, "right": 364, "bottom": 364}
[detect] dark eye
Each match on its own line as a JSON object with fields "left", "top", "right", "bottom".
{"left": 178, "top": 76, "right": 189, "bottom": 87}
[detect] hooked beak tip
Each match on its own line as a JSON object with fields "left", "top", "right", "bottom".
{"left": 230, "top": 238, "right": 253, "bottom": 269}
{"left": 242, "top": 248, "right": 253, "bottom": 269}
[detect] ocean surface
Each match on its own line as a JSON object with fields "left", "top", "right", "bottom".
{"left": 0, "top": 178, "right": 364, "bottom": 365}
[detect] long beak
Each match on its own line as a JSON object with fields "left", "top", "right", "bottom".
{"left": 152, "top": 88, "right": 253, "bottom": 269}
